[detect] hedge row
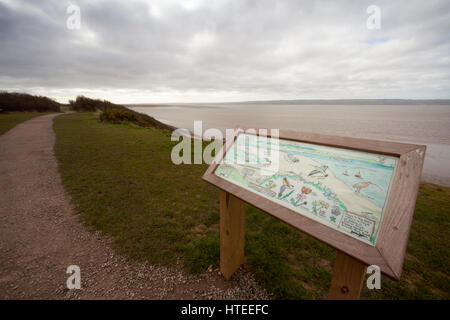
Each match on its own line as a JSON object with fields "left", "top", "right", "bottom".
{"left": 0, "top": 92, "right": 61, "bottom": 112}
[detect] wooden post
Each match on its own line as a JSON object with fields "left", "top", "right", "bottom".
{"left": 220, "top": 190, "right": 246, "bottom": 280}
{"left": 328, "top": 251, "right": 367, "bottom": 300}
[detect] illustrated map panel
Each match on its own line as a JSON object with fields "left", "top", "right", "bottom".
{"left": 214, "top": 133, "right": 398, "bottom": 245}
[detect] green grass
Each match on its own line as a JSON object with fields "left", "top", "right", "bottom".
{"left": 53, "top": 112, "right": 450, "bottom": 300}
{"left": 0, "top": 112, "right": 51, "bottom": 135}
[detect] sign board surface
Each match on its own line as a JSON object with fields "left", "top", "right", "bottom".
{"left": 203, "top": 127, "right": 426, "bottom": 280}
{"left": 215, "top": 133, "right": 398, "bottom": 246}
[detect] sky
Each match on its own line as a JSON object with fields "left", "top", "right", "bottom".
{"left": 0, "top": 0, "right": 449, "bottom": 104}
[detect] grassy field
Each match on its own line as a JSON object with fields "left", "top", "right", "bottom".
{"left": 53, "top": 112, "right": 450, "bottom": 299}
{"left": 0, "top": 112, "right": 52, "bottom": 135}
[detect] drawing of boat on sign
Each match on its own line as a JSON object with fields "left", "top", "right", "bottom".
{"left": 308, "top": 165, "right": 328, "bottom": 178}
{"left": 353, "top": 181, "right": 382, "bottom": 193}
{"left": 342, "top": 170, "right": 349, "bottom": 176}
{"left": 355, "top": 170, "right": 363, "bottom": 178}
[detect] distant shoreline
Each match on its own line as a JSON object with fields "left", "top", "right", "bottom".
{"left": 126, "top": 99, "right": 450, "bottom": 107}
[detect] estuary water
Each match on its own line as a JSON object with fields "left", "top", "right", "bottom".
{"left": 129, "top": 104, "right": 450, "bottom": 187}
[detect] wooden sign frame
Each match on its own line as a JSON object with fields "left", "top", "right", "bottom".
{"left": 202, "top": 126, "right": 426, "bottom": 298}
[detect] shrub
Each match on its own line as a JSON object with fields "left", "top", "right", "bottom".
{"left": 0, "top": 91, "right": 61, "bottom": 112}
{"left": 100, "top": 109, "right": 137, "bottom": 123}
{"left": 69, "top": 96, "right": 117, "bottom": 112}
{"left": 71, "top": 95, "right": 175, "bottom": 130}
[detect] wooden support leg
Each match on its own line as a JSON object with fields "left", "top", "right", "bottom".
{"left": 220, "top": 190, "right": 246, "bottom": 280}
{"left": 328, "top": 251, "right": 367, "bottom": 300}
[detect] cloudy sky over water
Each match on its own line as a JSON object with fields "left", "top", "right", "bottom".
{"left": 0, "top": 0, "right": 449, "bottom": 103}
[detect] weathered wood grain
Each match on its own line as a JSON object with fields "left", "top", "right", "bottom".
{"left": 220, "top": 190, "right": 246, "bottom": 280}
{"left": 328, "top": 252, "right": 367, "bottom": 300}
{"left": 376, "top": 146, "right": 426, "bottom": 279}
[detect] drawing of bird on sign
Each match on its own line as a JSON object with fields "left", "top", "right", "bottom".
{"left": 278, "top": 177, "right": 294, "bottom": 198}
{"left": 308, "top": 165, "right": 328, "bottom": 178}
{"left": 353, "top": 181, "right": 382, "bottom": 193}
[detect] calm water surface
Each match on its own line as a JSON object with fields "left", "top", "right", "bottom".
{"left": 130, "top": 104, "right": 450, "bottom": 186}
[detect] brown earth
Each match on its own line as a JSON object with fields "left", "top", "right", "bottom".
{"left": 0, "top": 114, "right": 269, "bottom": 299}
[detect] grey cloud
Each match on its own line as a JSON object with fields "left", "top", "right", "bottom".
{"left": 0, "top": 0, "right": 449, "bottom": 103}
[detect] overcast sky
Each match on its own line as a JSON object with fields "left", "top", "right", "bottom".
{"left": 0, "top": 0, "right": 449, "bottom": 103}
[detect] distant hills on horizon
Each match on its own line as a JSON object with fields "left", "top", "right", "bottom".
{"left": 218, "top": 99, "right": 450, "bottom": 105}
{"left": 128, "top": 99, "right": 450, "bottom": 106}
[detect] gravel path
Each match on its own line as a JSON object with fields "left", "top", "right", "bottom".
{"left": 0, "top": 113, "right": 270, "bottom": 299}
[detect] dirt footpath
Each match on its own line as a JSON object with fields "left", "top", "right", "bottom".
{"left": 0, "top": 114, "right": 269, "bottom": 299}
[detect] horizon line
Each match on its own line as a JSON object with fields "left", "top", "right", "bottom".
{"left": 125, "top": 98, "right": 450, "bottom": 106}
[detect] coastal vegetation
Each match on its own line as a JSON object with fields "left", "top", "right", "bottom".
{"left": 54, "top": 112, "right": 450, "bottom": 300}
{"left": 69, "top": 96, "right": 174, "bottom": 130}
{"left": 0, "top": 91, "right": 60, "bottom": 112}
